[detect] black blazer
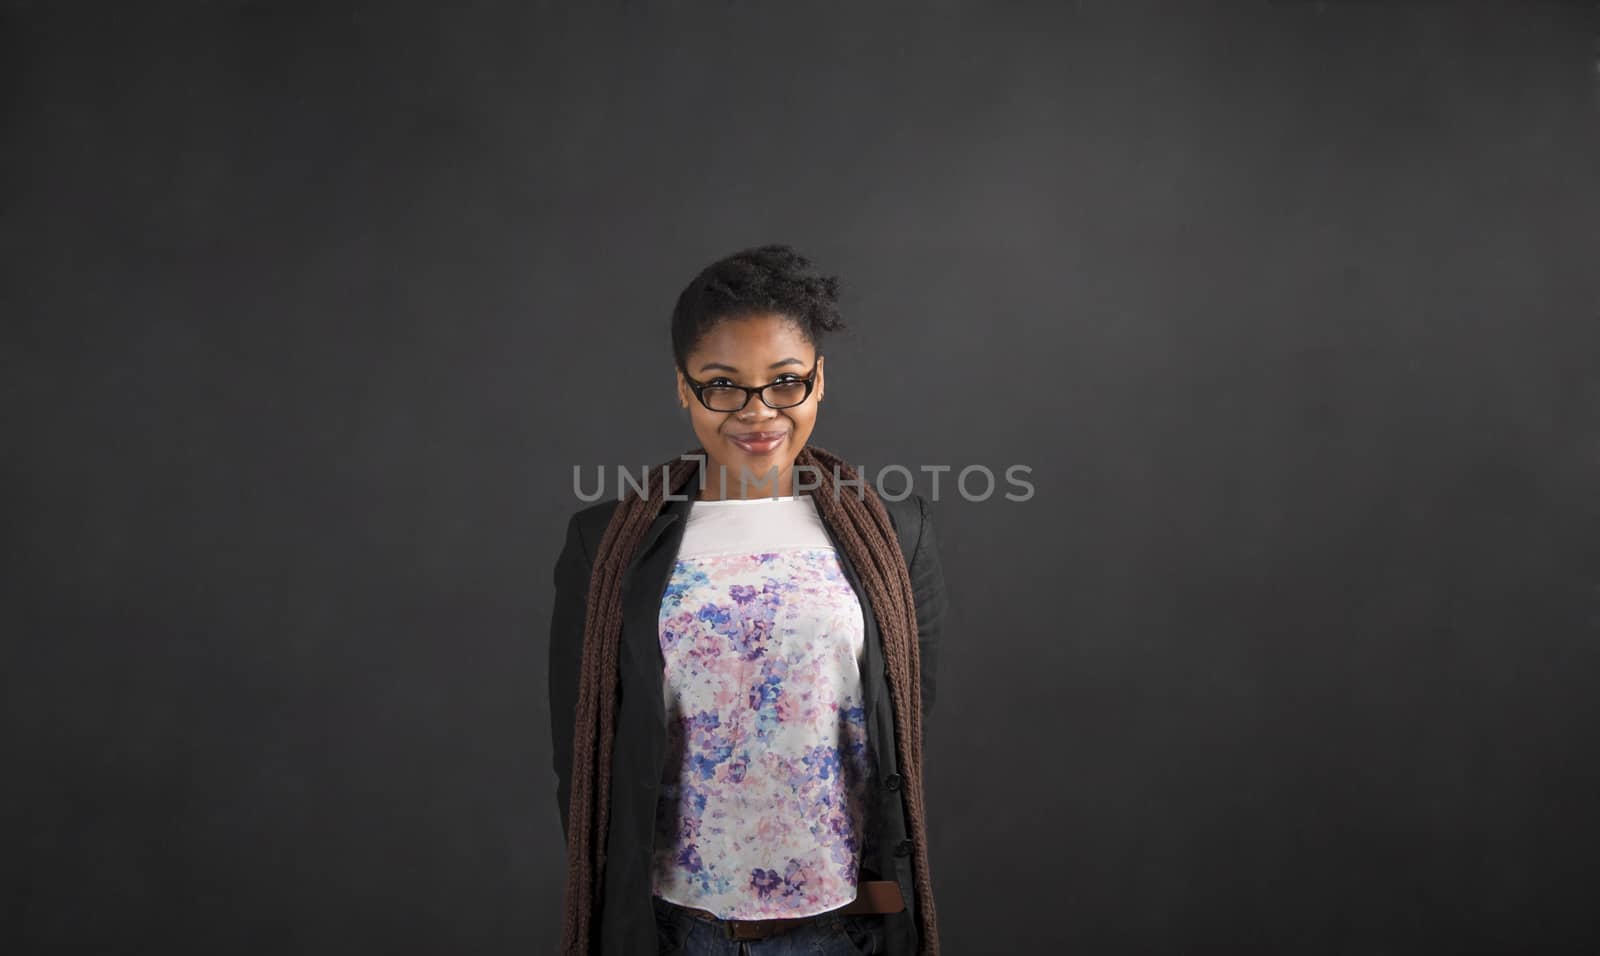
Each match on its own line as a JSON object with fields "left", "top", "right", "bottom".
{"left": 548, "top": 483, "right": 947, "bottom": 955}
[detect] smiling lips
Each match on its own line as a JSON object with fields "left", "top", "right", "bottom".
{"left": 729, "top": 431, "right": 786, "bottom": 454}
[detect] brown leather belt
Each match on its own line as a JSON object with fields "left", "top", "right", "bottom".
{"left": 670, "top": 879, "right": 904, "bottom": 941}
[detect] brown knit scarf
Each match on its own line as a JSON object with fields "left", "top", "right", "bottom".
{"left": 557, "top": 443, "right": 939, "bottom": 954}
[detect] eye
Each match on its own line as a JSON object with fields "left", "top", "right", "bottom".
{"left": 706, "top": 378, "right": 735, "bottom": 387}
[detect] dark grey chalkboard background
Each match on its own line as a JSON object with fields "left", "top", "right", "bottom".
{"left": 6, "top": 3, "right": 1599, "bottom": 953}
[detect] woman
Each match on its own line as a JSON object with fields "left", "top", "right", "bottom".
{"left": 549, "top": 245, "right": 947, "bottom": 955}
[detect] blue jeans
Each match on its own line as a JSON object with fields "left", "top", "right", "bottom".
{"left": 652, "top": 895, "right": 887, "bottom": 955}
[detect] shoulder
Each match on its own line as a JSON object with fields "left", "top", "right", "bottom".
{"left": 872, "top": 488, "right": 927, "bottom": 527}
{"left": 868, "top": 488, "right": 931, "bottom": 560}
{"left": 561, "top": 499, "right": 623, "bottom": 563}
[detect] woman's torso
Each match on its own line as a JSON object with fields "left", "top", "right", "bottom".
{"left": 649, "top": 494, "right": 880, "bottom": 919}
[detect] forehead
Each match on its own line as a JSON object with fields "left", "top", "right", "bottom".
{"left": 688, "top": 313, "right": 813, "bottom": 360}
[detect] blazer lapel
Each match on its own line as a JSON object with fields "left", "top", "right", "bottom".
{"left": 618, "top": 493, "right": 695, "bottom": 738}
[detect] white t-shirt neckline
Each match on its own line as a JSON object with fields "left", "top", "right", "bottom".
{"left": 678, "top": 494, "right": 831, "bottom": 559}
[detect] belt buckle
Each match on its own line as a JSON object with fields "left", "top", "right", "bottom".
{"left": 727, "top": 916, "right": 794, "bottom": 942}
{"left": 723, "top": 918, "right": 765, "bottom": 941}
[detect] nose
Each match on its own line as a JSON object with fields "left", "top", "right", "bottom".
{"left": 736, "top": 397, "right": 778, "bottom": 422}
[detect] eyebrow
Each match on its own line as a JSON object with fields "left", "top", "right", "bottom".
{"left": 696, "top": 357, "right": 806, "bottom": 374}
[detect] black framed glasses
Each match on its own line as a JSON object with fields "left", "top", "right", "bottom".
{"left": 682, "top": 365, "right": 819, "bottom": 413}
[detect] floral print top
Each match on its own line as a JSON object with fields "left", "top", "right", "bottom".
{"left": 650, "top": 494, "right": 877, "bottom": 919}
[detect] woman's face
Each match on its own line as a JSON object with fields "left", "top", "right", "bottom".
{"left": 676, "top": 313, "right": 825, "bottom": 499}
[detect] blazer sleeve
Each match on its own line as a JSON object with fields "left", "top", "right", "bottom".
{"left": 908, "top": 494, "right": 948, "bottom": 727}
{"left": 548, "top": 511, "right": 594, "bottom": 845}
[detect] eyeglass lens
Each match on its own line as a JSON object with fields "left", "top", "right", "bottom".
{"left": 700, "top": 380, "right": 809, "bottom": 411}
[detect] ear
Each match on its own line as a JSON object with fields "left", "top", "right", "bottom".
{"left": 815, "top": 355, "right": 825, "bottom": 404}
{"left": 675, "top": 368, "right": 690, "bottom": 409}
